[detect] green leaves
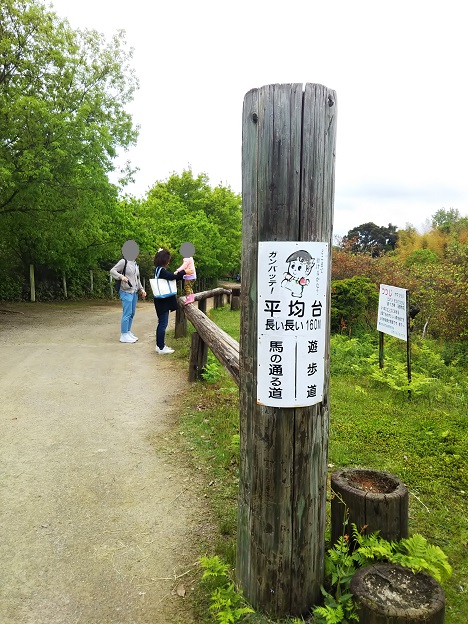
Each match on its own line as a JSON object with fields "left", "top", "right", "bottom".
{"left": 331, "top": 276, "right": 379, "bottom": 334}
{"left": 391, "top": 534, "right": 453, "bottom": 583}
{"left": 315, "top": 523, "right": 452, "bottom": 624}
{"left": 199, "top": 556, "right": 254, "bottom": 623}
{"left": 0, "top": 0, "right": 138, "bottom": 272}
{"left": 143, "top": 169, "right": 242, "bottom": 279}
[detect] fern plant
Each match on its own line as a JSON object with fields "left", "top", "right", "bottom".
{"left": 199, "top": 555, "right": 254, "bottom": 623}
{"left": 313, "top": 524, "right": 452, "bottom": 623}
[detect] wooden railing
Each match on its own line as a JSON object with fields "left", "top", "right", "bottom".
{"left": 175, "top": 288, "right": 240, "bottom": 384}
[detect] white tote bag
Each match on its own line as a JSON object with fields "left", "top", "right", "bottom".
{"left": 150, "top": 267, "right": 177, "bottom": 298}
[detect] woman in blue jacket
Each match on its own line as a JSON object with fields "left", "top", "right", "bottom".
{"left": 153, "top": 248, "right": 186, "bottom": 354}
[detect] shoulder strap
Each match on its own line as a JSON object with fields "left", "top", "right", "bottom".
{"left": 123, "top": 259, "right": 128, "bottom": 275}
{"left": 155, "top": 266, "right": 162, "bottom": 278}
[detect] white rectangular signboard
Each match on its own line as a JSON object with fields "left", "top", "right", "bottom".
{"left": 377, "top": 284, "right": 408, "bottom": 341}
{"left": 257, "top": 241, "right": 329, "bottom": 407}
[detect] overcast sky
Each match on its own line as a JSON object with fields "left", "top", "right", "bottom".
{"left": 50, "top": 0, "right": 468, "bottom": 238}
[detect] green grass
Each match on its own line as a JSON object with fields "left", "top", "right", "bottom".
{"left": 174, "top": 306, "right": 468, "bottom": 623}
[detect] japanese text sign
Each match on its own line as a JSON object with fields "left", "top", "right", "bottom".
{"left": 377, "top": 284, "right": 408, "bottom": 341}
{"left": 257, "top": 241, "right": 329, "bottom": 407}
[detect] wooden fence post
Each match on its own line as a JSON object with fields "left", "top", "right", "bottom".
{"left": 62, "top": 272, "right": 68, "bottom": 299}
{"left": 90, "top": 270, "right": 94, "bottom": 293}
{"left": 230, "top": 287, "right": 241, "bottom": 311}
{"left": 198, "top": 298, "right": 207, "bottom": 314}
{"left": 237, "top": 83, "right": 337, "bottom": 617}
{"left": 29, "top": 264, "right": 36, "bottom": 302}
{"left": 188, "top": 331, "right": 209, "bottom": 381}
{"left": 174, "top": 306, "right": 187, "bottom": 338}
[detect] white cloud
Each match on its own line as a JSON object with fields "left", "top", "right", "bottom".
{"left": 50, "top": 0, "right": 468, "bottom": 236}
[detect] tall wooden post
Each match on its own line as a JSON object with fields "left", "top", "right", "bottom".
{"left": 29, "top": 264, "right": 36, "bottom": 302}
{"left": 237, "top": 83, "right": 337, "bottom": 617}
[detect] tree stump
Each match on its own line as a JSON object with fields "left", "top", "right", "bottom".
{"left": 351, "top": 564, "right": 445, "bottom": 623}
{"left": 331, "top": 469, "right": 408, "bottom": 546}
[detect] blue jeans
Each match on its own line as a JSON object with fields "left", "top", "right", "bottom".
{"left": 156, "top": 310, "right": 169, "bottom": 349}
{"left": 120, "top": 291, "right": 137, "bottom": 333}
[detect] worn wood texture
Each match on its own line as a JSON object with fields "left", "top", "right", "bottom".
{"left": 174, "top": 306, "right": 187, "bottom": 338}
{"left": 29, "top": 264, "right": 35, "bottom": 302}
{"left": 182, "top": 287, "right": 230, "bottom": 302}
{"left": 188, "top": 331, "right": 209, "bottom": 381}
{"left": 237, "top": 83, "right": 337, "bottom": 617}
{"left": 231, "top": 287, "right": 241, "bottom": 311}
{"left": 351, "top": 564, "right": 445, "bottom": 623}
{"left": 182, "top": 301, "right": 239, "bottom": 385}
{"left": 175, "top": 289, "right": 230, "bottom": 336}
{"left": 331, "top": 469, "right": 408, "bottom": 546}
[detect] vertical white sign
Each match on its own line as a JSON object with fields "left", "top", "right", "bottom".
{"left": 377, "top": 284, "right": 408, "bottom": 341}
{"left": 257, "top": 241, "right": 329, "bottom": 407}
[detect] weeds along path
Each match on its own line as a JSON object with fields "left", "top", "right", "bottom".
{"left": 0, "top": 301, "right": 205, "bottom": 624}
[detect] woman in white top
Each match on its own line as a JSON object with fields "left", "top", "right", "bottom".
{"left": 110, "top": 240, "right": 146, "bottom": 343}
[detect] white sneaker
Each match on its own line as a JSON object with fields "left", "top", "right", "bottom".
{"left": 128, "top": 332, "right": 138, "bottom": 341}
{"left": 157, "top": 345, "right": 174, "bottom": 354}
{"left": 120, "top": 333, "right": 137, "bottom": 343}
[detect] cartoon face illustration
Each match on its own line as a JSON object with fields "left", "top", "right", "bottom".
{"left": 288, "top": 258, "right": 311, "bottom": 280}
{"left": 281, "top": 250, "right": 315, "bottom": 297}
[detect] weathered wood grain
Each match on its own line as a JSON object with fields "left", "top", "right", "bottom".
{"left": 188, "top": 331, "right": 209, "bottom": 382}
{"left": 174, "top": 288, "right": 231, "bottom": 336}
{"left": 182, "top": 302, "right": 239, "bottom": 385}
{"left": 237, "top": 83, "right": 337, "bottom": 617}
{"left": 331, "top": 469, "right": 409, "bottom": 546}
{"left": 351, "top": 564, "right": 445, "bottom": 623}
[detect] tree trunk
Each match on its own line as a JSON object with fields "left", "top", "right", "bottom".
{"left": 351, "top": 564, "right": 445, "bottom": 623}
{"left": 331, "top": 469, "right": 408, "bottom": 546}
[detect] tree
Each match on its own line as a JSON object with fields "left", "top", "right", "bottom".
{"left": 143, "top": 170, "right": 242, "bottom": 279}
{"left": 431, "top": 208, "right": 462, "bottom": 234}
{"left": 342, "top": 222, "right": 398, "bottom": 256}
{"left": 0, "top": 0, "right": 138, "bottom": 271}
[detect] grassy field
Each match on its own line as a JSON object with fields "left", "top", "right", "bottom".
{"left": 173, "top": 306, "right": 467, "bottom": 623}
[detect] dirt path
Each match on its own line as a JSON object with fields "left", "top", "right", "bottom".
{"left": 0, "top": 301, "right": 205, "bottom": 624}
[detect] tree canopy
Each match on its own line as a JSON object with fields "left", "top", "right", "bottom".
{"left": 342, "top": 222, "right": 398, "bottom": 256}
{"left": 0, "top": 0, "right": 139, "bottom": 271}
{"left": 141, "top": 170, "right": 242, "bottom": 279}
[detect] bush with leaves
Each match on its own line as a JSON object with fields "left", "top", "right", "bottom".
{"left": 331, "top": 276, "right": 379, "bottom": 335}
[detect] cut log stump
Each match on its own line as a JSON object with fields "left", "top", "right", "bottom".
{"left": 331, "top": 469, "right": 408, "bottom": 546}
{"left": 351, "top": 563, "right": 445, "bottom": 623}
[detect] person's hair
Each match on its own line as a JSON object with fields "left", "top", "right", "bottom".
{"left": 154, "top": 248, "right": 171, "bottom": 267}
{"left": 286, "top": 250, "right": 314, "bottom": 264}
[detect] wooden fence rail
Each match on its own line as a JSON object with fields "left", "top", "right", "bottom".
{"left": 176, "top": 288, "right": 240, "bottom": 385}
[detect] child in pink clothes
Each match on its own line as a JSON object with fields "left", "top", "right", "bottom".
{"left": 175, "top": 242, "right": 196, "bottom": 303}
